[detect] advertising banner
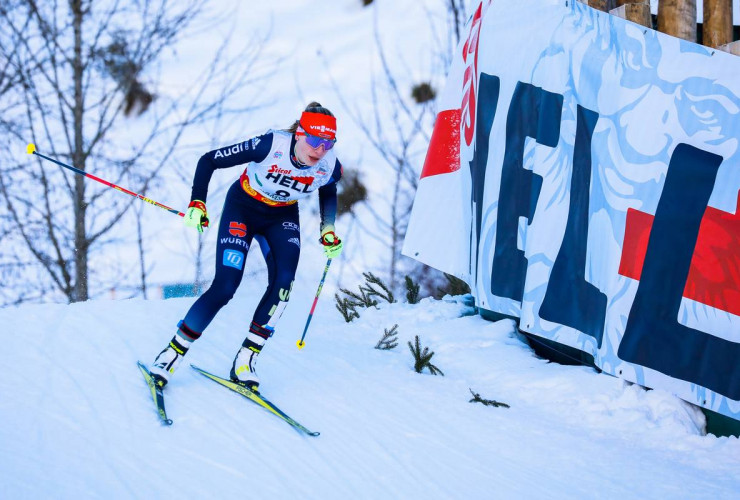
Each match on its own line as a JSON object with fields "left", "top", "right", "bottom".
{"left": 403, "top": 0, "right": 740, "bottom": 420}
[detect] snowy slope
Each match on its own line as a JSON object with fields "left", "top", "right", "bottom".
{"left": 1, "top": 285, "right": 739, "bottom": 499}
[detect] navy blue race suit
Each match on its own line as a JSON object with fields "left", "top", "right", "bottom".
{"left": 177, "top": 130, "right": 342, "bottom": 344}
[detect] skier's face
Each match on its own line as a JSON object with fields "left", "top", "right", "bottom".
{"left": 295, "top": 133, "right": 329, "bottom": 166}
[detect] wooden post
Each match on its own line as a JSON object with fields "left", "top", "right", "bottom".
{"left": 589, "top": 0, "right": 609, "bottom": 12}
{"left": 703, "top": 0, "right": 733, "bottom": 48}
{"left": 614, "top": 0, "right": 652, "bottom": 28}
{"left": 658, "top": 0, "right": 697, "bottom": 42}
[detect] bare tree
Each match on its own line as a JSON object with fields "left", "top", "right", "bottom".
{"left": 133, "top": 202, "right": 151, "bottom": 299}
{"left": 0, "top": 0, "right": 270, "bottom": 305}
{"left": 326, "top": 2, "right": 469, "bottom": 292}
{"left": 326, "top": 38, "right": 433, "bottom": 289}
{"left": 446, "top": 0, "right": 466, "bottom": 46}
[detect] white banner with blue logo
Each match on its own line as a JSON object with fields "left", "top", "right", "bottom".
{"left": 403, "top": 0, "right": 740, "bottom": 421}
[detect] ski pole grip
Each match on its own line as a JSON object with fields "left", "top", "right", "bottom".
{"left": 27, "top": 143, "right": 36, "bottom": 155}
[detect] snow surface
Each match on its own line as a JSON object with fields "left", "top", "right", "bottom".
{"left": 1, "top": 286, "right": 738, "bottom": 499}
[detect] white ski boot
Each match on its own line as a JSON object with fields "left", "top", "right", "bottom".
{"left": 230, "top": 345, "right": 262, "bottom": 391}
{"left": 150, "top": 336, "right": 190, "bottom": 387}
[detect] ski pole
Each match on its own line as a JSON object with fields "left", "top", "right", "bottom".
{"left": 26, "top": 143, "right": 185, "bottom": 218}
{"left": 296, "top": 258, "right": 332, "bottom": 350}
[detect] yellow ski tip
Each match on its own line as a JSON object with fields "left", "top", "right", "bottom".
{"left": 26, "top": 143, "right": 36, "bottom": 155}
{"left": 296, "top": 340, "right": 305, "bottom": 350}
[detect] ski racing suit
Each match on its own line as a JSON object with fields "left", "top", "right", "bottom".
{"left": 176, "top": 129, "right": 342, "bottom": 346}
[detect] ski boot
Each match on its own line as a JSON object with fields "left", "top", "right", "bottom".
{"left": 230, "top": 344, "right": 262, "bottom": 392}
{"left": 150, "top": 336, "right": 191, "bottom": 388}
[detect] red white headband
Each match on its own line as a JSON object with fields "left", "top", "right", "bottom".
{"left": 299, "top": 111, "right": 337, "bottom": 140}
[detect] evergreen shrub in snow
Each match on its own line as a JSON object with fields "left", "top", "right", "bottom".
{"left": 404, "top": 275, "right": 420, "bottom": 304}
{"left": 408, "top": 335, "right": 443, "bottom": 376}
{"left": 375, "top": 324, "right": 399, "bottom": 350}
{"left": 361, "top": 272, "right": 395, "bottom": 304}
{"left": 469, "top": 389, "right": 509, "bottom": 409}
{"left": 335, "top": 272, "right": 396, "bottom": 322}
{"left": 335, "top": 293, "right": 360, "bottom": 323}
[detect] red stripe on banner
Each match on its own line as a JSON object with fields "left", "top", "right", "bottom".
{"left": 619, "top": 191, "right": 740, "bottom": 316}
{"left": 685, "top": 191, "right": 740, "bottom": 316}
{"left": 618, "top": 208, "right": 653, "bottom": 281}
{"left": 420, "top": 109, "right": 461, "bottom": 179}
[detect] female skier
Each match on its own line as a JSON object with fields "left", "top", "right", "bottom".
{"left": 148, "top": 102, "right": 343, "bottom": 391}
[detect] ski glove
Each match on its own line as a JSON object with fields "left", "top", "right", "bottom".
{"left": 184, "top": 200, "right": 209, "bottom": 233}
{"left": 320, "top": 227, "right": 343, "bottom": 259}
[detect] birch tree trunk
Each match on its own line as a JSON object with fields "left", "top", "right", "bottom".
{"left": 71, "top": 0, "right": 89, "bottom": 301}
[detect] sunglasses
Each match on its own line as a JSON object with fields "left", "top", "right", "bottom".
{"left": 299, "top": 126, "right": 336, "bottom": 150}
{"left": 304, "top": 133, "right": 336, "bottom": 151}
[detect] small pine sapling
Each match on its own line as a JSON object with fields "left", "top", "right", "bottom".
{"left": 468, "top": 389, "right": 509, "bottom": 408}
{"left": 407, "top": 335, "right": 444, "bottom": 376}
{"left": 362, "top": 272, "right": 395, "bottom": 304}
{"left": 335, "top": 293, "right": 360, "bottom": 322}
{"left": 375, "top": 324, "right": 399, "bottom": 350}
{"left": 339, "top": 286, "right": 378, "bottom": 308}
{"left": 404, "top": 275, "right": 420, "bottom": 304}
{"left": 334, "top": 271, "right": 396, "bottom": 322}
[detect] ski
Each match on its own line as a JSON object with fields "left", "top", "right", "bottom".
{"left": 137, "top": 361, "right": 173, "bottom": 426}
{"left": 190, "top": 364, "right": 319, "bottom": 437}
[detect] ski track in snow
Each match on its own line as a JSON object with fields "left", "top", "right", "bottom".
{"left": 1, "top": 289, "right": 739, "bottom": 499}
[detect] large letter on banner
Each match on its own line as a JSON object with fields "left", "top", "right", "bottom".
{"left": 491, "top": 82, "right": 561, "bottom": 301}
{"left": 619, "top": 144, "right": 740, "bottom": 400}
{"left": 470, "top": 73, "right": 500, "bottom": 282}
{"left": 539, "top": 105, "right": 607, "bottom": 347}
